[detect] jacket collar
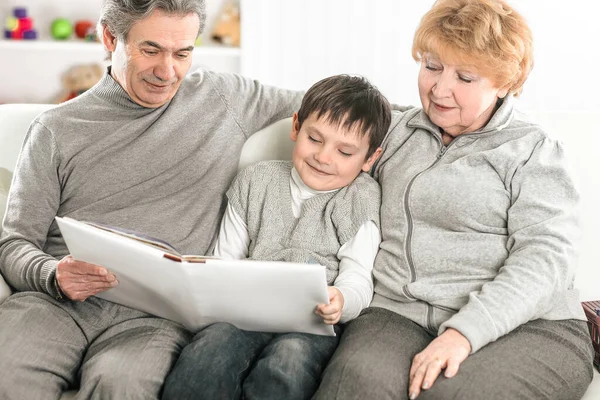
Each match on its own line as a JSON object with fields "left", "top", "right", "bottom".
{"left": 407, "top": 95, "right": 516, "bottom": 140}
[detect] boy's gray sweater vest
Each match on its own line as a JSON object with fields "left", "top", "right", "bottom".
{"left": 227, "top": 161, "right": 381, "bottom": 284}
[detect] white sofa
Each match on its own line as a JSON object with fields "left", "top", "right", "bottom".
{"left": 0, "top": 103, "right": 598, "bottom": 398}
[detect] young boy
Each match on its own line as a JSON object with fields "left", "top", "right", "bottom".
{"left": 162, "top": 75, "right": 392, "bottom": 400}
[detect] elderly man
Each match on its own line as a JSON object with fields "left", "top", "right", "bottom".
{"left": 0, "top": 0, "right": 301, "bottom": 398}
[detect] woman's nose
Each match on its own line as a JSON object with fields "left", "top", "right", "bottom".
{"left": 432, "top": 73, "right": 454, "bottom": 97}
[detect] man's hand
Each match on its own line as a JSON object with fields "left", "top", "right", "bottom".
{"left": 408, "top": 328, "right": 471, "bottom": 399}
{"left": 56, "top": 255, "right": 118, "bottom": 302}
{"left": 315, "top": 286, "right": 344, "bottom": 325}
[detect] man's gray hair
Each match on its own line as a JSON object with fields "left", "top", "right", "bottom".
{"left": 97, "top": 0, "right": 207, "bottom": 41}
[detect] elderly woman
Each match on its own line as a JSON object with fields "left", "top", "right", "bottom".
{"left": 314, "top": 0, "right": 594, "bottom": 399}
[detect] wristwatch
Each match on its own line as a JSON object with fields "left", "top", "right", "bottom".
{"left": 53, "top": 274, "right": 66, "bottom": 300}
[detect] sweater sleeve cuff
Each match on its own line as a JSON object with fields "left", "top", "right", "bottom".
{"left": 40, "top": 259, "right": 63, "bottom": 299}
{"left": 336, "top": 286, "right": 356, "bottom": 324}
{"left": 439, "top": 305, "right": 499, "bottom": 354}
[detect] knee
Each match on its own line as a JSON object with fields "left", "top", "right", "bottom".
{"left": 319, "top": 348, "right": 392, "bottom": 393}
{"left": 191, "top": 322, "right": 243, "bottom": 343}
{"left": 263, "top": 336, "right": 331, "bottom": 376}
{"left": 183, "top": 322, "right": 244, "bottom": 356}
{"left": 86, "top": 353, "right": 159, "bottom": 395}
{"left": 267, "top": 340, "right": 306, "bottom": 374}
{"left": 177, "top": 323, "right": 248, "bottom": 371}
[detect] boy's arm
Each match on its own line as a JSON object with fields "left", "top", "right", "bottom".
{"left": 333, "top": 220, "right": 380, "bottom": 323}
{"left": 212, "top": 202, "right": 249, "bottom": 260}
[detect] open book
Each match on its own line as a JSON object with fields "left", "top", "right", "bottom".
{"left": 55, "top": 217, "right": 334, "bottom": 336}
{"left": 83, "top": 221, "right": 217, "bottom": 263}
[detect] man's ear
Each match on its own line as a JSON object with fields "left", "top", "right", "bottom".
{"left": 290, "top": 112, "right": 300, "bottom": 142}
{"left": 361, "top": 147, "right": 383, "bottom": 172}
{"left": 102, "top": 25, "right": 117, "bottom": 52}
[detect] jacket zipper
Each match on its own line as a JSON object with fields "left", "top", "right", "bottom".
{"left": 402, "top": 139, "right": 455, "bottom": 329}
{"left": 427, "top": 304, "right": 435, "bottom": 331}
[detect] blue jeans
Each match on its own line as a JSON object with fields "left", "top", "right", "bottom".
{"left": 162, "top": 322, "right": 340, "bottom": 400}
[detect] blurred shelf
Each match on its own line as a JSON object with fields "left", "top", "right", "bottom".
{"left": 0, "top": 39, "right": 103, "bottom": 51}
{"left": 0, "top": 39, "right": 240, "bottom": 56}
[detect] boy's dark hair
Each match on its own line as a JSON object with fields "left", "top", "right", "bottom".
{"left": 297, "top": 75, "right": 392, "bottom": 158}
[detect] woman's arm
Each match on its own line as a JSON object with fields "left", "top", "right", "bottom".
{"left": 408, "top": 137, "right": 580, "bottom": 399}
{"left": 439, "top": 138, "right": 580, "bottom": 353}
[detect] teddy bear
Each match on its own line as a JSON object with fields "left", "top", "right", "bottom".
{"left": 211, "top": 2, "right": 240, "bottom": 47}
{"left": 53, "top": 63, "right": 104, "bottom": 104}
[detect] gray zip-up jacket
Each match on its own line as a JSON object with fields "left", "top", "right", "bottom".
{"left": 371, "top": 96, "right": 586, "bottom": 353}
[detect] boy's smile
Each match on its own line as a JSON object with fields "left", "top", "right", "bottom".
{"left": 290, "top": 112, "right": 381, "bottom": 191}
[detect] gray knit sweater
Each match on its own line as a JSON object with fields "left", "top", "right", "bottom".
{"left": 0, "top": 68, "right": 302, "bottom": 297}
{"left": 227, "top": 161, "right": 381, "bottom": 284}
{"left": 372, "top": 96, "right": 586, "bottom": 353}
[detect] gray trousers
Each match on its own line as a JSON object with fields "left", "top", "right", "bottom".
{"left": 314, "top": 307, "right": 594, "bottom": 400}
{"left": 0, "top": 292, "right": 192, "bottom": 400}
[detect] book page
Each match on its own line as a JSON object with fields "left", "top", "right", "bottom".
{"left": 83, "top": 221, "right": 181, "bottom": 255}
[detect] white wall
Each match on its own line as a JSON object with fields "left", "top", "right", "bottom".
{"left": 241, "top": 0, "right": 600, "bottom": 113}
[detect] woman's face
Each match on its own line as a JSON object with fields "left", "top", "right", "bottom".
{"left": 418, "top": 53, "right": 509, "bottom": 137}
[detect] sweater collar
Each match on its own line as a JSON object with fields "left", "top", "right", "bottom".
{"left": 407, "top": 95, "right": 516, "bottom": 139}
{"left": 92, "top": 66, "right": 168, "bottom": 110}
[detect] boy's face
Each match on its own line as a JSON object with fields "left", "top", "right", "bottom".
{"left": 290, "top": 112, "right": 382, "bottom": 191}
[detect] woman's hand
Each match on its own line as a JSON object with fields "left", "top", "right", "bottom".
{"left": 408, "top": 328, "right": 471, "bottom": 399}
{"left": 315, "top": 286, "right": 344, "bottom": 324}
{"left": 56, "top": 255, "right": 118, "bottom": 301}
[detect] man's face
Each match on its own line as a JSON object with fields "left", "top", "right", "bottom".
{"left": 102, "top": 10, "right": 199, "bottom": 108}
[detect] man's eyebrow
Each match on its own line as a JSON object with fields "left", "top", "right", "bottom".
{"left": 140, "top": 41, "right": 194, "bottom": 52}
{"left": 141, "top": 40, "right": 163, "bottom": 49}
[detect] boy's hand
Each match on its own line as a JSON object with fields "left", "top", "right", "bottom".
{"left": 315, "top": 286, "right": 344, "bottom": 324}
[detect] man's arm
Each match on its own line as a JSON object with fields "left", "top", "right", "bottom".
{"left": 205, "top": 71, "right": 303, "bottom": 138}
{"left": 0, "top": 121, "right": 63, "bottom": 295}
{"left": 0, "top": 121, "right": 116, "bottom": 300}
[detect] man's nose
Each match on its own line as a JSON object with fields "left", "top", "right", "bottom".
{"left": 154, "top": 55, "right": 176, "bottom": 82}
